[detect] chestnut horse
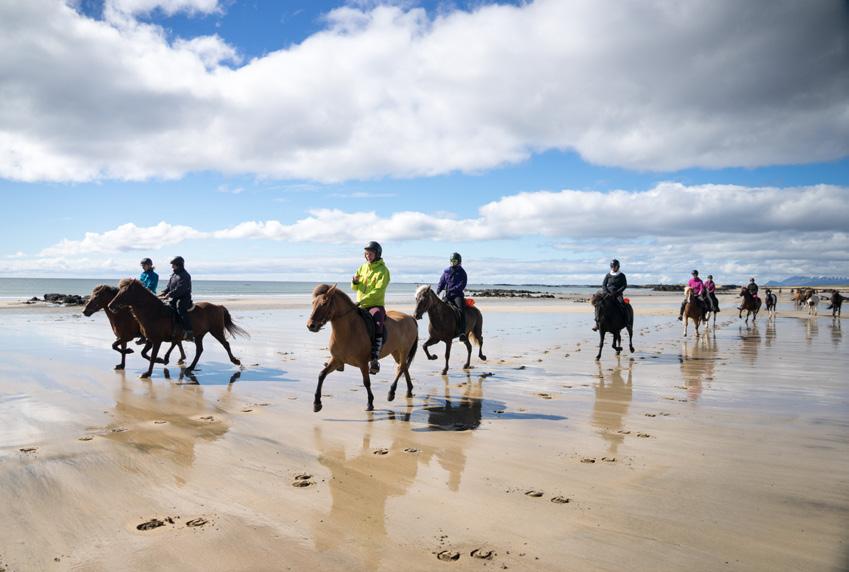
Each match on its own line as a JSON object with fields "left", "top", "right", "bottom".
{"left": 739, "top": 288, "right": 761, "bottom": 324}
{"left": 83, "top": 285, "right": 185, "bottom": 369}
{"left": 108, "top": 279, "right": 247, "bottom": 378}
{"left": 306, "top": 284, "right": 418, "bottom": 412}
{"left": 413, "top": 285, "right": 486, "bottom": 375}
{"left": 682, "top": 287, "right": 706, "bottom": 336}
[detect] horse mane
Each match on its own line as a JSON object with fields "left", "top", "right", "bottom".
{"left": 416, "top": 284, "right": 431, "bottom": 298}
{"left": 590, "top": 292, "right": 603, "bottom": 305}
{"left": 93, "top": 284, "right": 118, "bottom": 297}
{"left": 312, "top": 283, "right": 355, "bottom": 307}
{"left": 118, "top": 278, "right": 160, "bottom": 302}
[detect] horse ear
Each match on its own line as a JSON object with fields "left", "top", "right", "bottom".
{"left": 327, "top": 283, "right": 338, "bottom": 295}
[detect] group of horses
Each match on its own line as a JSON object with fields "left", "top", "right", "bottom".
{"left": 82, "top": 279, "right": 845, "bottom": 413}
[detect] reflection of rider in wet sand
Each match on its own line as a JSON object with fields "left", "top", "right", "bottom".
{"left": 591, "top": 361, "right": 633, "bottom": 456}
{"left": 424, "top": 377, "right": 481, "bottom": 490}
{"left": 680, "top": 336, "right": 717, "bottom": 401}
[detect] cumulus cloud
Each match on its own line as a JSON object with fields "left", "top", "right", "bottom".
{"left": 1, "top": 0, "right": 847, "bottom": 182}
{"left": 40, "top": 222, "right": 204, "bottom": 256}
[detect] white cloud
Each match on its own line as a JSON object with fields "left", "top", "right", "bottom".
{"left": 39, "top": 221, "right": 204, "bottom": 256}
{"left": 104, "top": 0, "right": 221, "bottom": 20}
{"left": 1, "top": 0, "right": 846, "bottom": 183}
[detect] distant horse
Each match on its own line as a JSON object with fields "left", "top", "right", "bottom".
{"left": 827, "top": 291, "right": 847, "bottom": 317}
{"left": 108, "top": 279, "right": 247, "bottom": 378}
{"left": 765, "top": 289, "right": 778, "bottom": 317}
{"left": 306, "top": 284, "right": 418, "bottom": 412}
{"left": 739, "top": 288, "right": 761, "bottom": 324}
{"left": 82, "top": 285, "right": 185, "bottom": 370}
{"left": 807, "top": 293, "right": 819, "bottom": 317}
{"left": 793, "top": 288, "right": 815, "bottom": 310}
{"left": 413, "top": 285, "right": 486, "bottom": 375}
{"left": 682, "top": 287, "right": 707, "bottom": 336}
{"left": 590, "top": 292, "right": 634, "bottom": 360}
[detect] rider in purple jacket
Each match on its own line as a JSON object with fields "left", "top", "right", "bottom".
{"left": 437, "top": 252, "right": 468, "bottom": 341}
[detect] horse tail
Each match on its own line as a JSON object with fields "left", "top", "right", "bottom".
{"left": 469, "top": 308, "right": 483, "bottom": 346}
{"left": 223, "top": 307, "right": 250, "bottom": 339}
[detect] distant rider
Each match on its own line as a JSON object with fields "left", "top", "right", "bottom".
{"left": 678, "top": 270, "right": 706, "bottom": 320}
{"left": 159, "top": 256, "right": 193, "bottom": 341}
{"left": 352, "top": 241, "right": 390, "bottom": 375}
{"left": 436, "top": 252, "right": 468, "bottom": 342}
{"left": 136, "top": 258, "right": 159, "bottom": 345}
{"left": 704, "top": 274, "right": 719, "bottom": 313}
{"left": 739, "top": 277, "right": 759, "bottom": 309}
{"left": 593, "top": 259, "right": 627, "bottom": 331}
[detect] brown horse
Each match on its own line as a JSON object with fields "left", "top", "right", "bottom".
{"left": 413, "top": 285, "right": 486, "bottom": 375}
{"left": 739, "top": 287, "right": 761, "bottom": 324}
{"left": 681, "top": 287, "right": 706, "bottom": 336}
{"left": 83, "top": 285, "right": 185, "bottom": 369}
{"left": 108, "top": 279, "right": 247, "bottom": 378}
{"left": 306, "top": 284, "right": 418, "bottom": 412}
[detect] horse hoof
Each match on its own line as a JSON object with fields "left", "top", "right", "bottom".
{"left": 313, "top": 402, "right": 323, "bottom": 413}
{"left": 114, "top": 365, "right": 124, "bottom": 370}
{"left": 441, "top": 370, "right": 448, "bottom": 375}
{"left": 406, "top": 391, "right": 414, "bottom": 398}
{"left": 366, "top": 404, "right": 374, "bottom": 412}
{"left": 595, "top": 356, "right": 601, "bottom": 361}
{"left": 387, "top": 392, "right": 395, "bottom": 402}
{"left": 428, "top": 356, "right": 437, "bottom": 361}
{"left": 231, "top": 359, "right": 241, "bottom": 366}
{"left": 177, "top": 359, "right": 186, "bottom": 365}
{"left": 480, "top": 355, "right": 487, "bottom": 361}
{"left": 140, "top": 373, "right": 151, "bottom": 379}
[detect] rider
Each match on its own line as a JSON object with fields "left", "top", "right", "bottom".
{"left": 436, "top": 252, "right": 468, "bottom": 342}
{"left": 739, "top": 277, "right": 759, "bottom": 310}
{"left": 139, "top": 258, "right": 159, "bottom": 292}
{"left": 159, "top": 256, "right": 193, "bottom": 341}
{"left": 352, "top": 241, "right": 390, "bottom": 375}
{"left": 704, "top": 274, "right": 719, "bottom": 313}
{"left": 593, "top": 259, "right": 627, "bottom": 331}
{"left": 678, "top": 270, "right": 706, "bottom": 321}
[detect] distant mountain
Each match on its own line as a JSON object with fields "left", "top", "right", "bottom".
{"left": 765, "top": 276, "right": 849, "bottom": 286}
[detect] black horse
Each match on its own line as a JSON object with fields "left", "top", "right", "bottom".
{"left": 591, "top": 293, "right": 635, "bottom": 360}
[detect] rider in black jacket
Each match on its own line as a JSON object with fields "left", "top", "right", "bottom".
{"left": 593, "top": 259, "right": 627, "bottom": 331}
{"left": 160, "top": 256, "right": 194, "bottom": 340}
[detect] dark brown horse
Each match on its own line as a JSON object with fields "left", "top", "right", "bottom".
{"left": 82, "top": 285, "right": 185, "bottom": 370}
{"left": 739, "top": 287, "right": 761, "bottom": 324}
{"left": 591, "top": 292, "right": 634, "bottom": 359}
{"left": 413, "top": 285, "right": 486, "bottom": 375}
{"left": 108, "top": 279, "right": 247, "bottom": 378}
{"left": 828, "top": 291, "right": 846, "bottom": 317}
{"left": 306, "top": 284, "right": 418, "bottom": 412}
{"left": 765, "top": 289, "right": 778, "bottom": 316}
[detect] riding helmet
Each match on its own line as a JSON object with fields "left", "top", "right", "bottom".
{"left": 451, "top": 252, "right": 462, "bottom": 264}
{"left": 364, "top": 241, "right": 382, "bottom": 259}
{"left": 170, "top": 256, "right": 185, "bottom": 267}
{"left": 692, "top": 269, "right": 699, "bottom": 276}
{"left": 610, "top": 259, "right": 620, "bottom": 268}
{"left": 707, "top": 274, "right": 713, "bottom": 279}
{"left": 140, "top": 257, "right": 153, "bottom": 266}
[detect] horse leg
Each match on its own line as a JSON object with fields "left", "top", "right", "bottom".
{"left": 423, "top": 337, "right": 439, "bottom": 361}
{"left": 388, "top": 353, "right": 404, "bottom": 402}
{"left": 185, "top": 334, "right": 205, "bottom": 372}
{"left": 627, "top": 323, "right": 634, "bottom": 353}
{"left": 462, "top": 338, "right": 472, "bottom": 369}
{"left": 313, "top": 359, "right": 340, "bottom": 412}
{"left": 176, "top": 341, "right": 186, "bottom": 364}
{"left": 442, "top": 340, "right": 452, "bottom": 375}
{"left": 211, "top": 330, "right": 241, "bottom": 366}
{"left": 595, "top": 330, "right": 604, "bottom": 361}
{"left": 614, "top": 332, "right": 622, "bottom": 354}
{"left": 683, "top": 316, "right": 688, "bottom": 337}
{"left": 360, "top": 364, "right": 375, "bottom": 411}
{"left": 112, "top": 340, "right": 126, "bottom": 370}
{"left": 141, "top": 340, "right": 161, "bottom": 379}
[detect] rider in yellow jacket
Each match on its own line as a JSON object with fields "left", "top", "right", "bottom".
{"left": 351, "top": 241, "right": 390, "bottom": 374}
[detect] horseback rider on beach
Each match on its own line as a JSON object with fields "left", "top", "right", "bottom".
{"left": 678, "top": 270, "right": 707, "bottom": 320}
{"left": 159, "top": 256, "right": 194, "bottom": 341}
{"left": 593, "top": 259, "right": 627, "bottom": 331}
{"left": 704, "top": 274, "right": 719, "bottom": 313}
{"left": 135, "top": 258, "right": 159, "bottom": 345}
{"left": 352, "top": 241, "right": 390, "bottom": 375}
{"left": 739, "top": 277, "right": 759, "bottom": 310}
{"left": 436, "top": 252, "right": 468, "bottom": 342}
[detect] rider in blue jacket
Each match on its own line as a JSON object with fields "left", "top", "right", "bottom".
{"left": 436, "top": 252, "right": 468, "bottom": 341}
{"left": 139, "top": 258, "right": 158, "bottom": 292}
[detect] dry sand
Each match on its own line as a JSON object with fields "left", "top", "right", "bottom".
{"left": 0, "top": 292, "right": 847, "bottom": 571}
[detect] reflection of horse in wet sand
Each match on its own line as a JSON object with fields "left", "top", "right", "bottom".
{"left": 592, "top": 361, "right": 633, "bottom": 456}
{"left": 414, "top": 285, "right": 486, "bottom": 375}
{"left": 109, "top": 279, "right": 247, "bottom": 378}
{"left": 738, "top": 288, "right": 761, "bottom": 324}
{"left": 83, "top": 285, "right": 185, "bottom": 370}
{"left": 307, "top": 284, "right": 418, "bottom": 412}
{"left": 680, "top": 336, "right": 717, "bottom": 402}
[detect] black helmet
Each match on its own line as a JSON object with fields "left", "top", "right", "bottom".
{"left": 707, "top": 274, "right": 713, "bottom": 280}
{"left": 451, "top": 252, "right": 462, "bottom": 263}
{"left": 364, "top": 241, "right": 382, "bottom": 259}
{"left": 692, "top": 269, "right": 699, "bottom": 276}
{"left": 140, "top": 257, "right": 152, "bottom": 266}
{"left": 749, "top": 277, "right": 755, "bottom": 282}
{"left": 610, "top": 259, "right": 620, "bottom": 268}
{"left": 170, "top": 256, "right": 185, "bottom": 267}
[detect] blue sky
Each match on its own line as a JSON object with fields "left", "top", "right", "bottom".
{"left": 1, "top": 0, "right": 847, "bottom": 283}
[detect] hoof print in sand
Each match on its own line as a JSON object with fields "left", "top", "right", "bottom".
{"left": 644, "top": 413, "right": 657, "bottom": 417}
{"left": 471, "top": 549, "right": 495, "bottom": 560}
{"left": 636, "top": 432, "right": 651, "bottom": 438}
{"left": 601, "top": 456, "right": 616, "bottom": 463}
{"left": 185, "top": 518, "right": 208, "bottom": 528}
{"left": 77, "top": 435, "right": 94, "bottom": 441}
{"left": 373, "top": 448, "right": 389, "bottom": 455}
{"left": 617, "top": 430, "right": 631, "bottom": 435}
{"left": 111, "top": 427, "right": 128, "bottom": 433}
{"left": 240, "top": 408, "right": 254, "bottom": 413}
{"left": 200, "top": 416, "right": 214, "bottom": 421}
{"left": 136, "top": 517, "right": 173, "bottom": 531}
{"left": 153, "top": 420, "right": 167, "bottom": 424}
{"left": 403, "top": 447, "right": 420, "bottom": 453}
{"left": 537, "top": 393, "right": 552, "bottom": 400}
{"left": 550, "top": 496, "right": 571, "bottom": 504}
{"left": 292, "top": 473, "right": 314, "bottom": 487}
{"left": 580, "top": 457, "right": 596, "bottom": 464}
{"left": 524, "top": 490, "right": 544, "bottom": 498}
{"left": 437, "top": 550, "right": 460, "bottom": 562}
{"left": 19, "top": 447, "right": 38, "bottom": 453}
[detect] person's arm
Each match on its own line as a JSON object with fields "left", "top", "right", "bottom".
{"left": 357, "top": 266, "right": 389, "bottom": 307}
{"left": 602, "top": 274, "right": 610, "bottom": 290}
{"left": 617, "top": 273, "right": 627, "bottom": 295}
{"left": 436, "top": 270, "right": 447, "bottom": 295}
{"left": 351, "top": 264, "right": 366, "bottom": 294}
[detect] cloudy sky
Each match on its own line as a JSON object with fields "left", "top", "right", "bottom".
{"left": 1, "top": 0, "right": 847, "bottom": 284}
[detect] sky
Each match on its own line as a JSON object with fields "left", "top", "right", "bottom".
{"left": 1, "top": 0, "right": 848, "bottom": 284}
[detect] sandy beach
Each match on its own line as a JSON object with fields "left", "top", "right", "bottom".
{"left": 0, "top": 292, "right": 847, "bottom": 572}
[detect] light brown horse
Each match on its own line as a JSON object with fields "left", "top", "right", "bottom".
{"left": 83, "top": 284, "right": 185, "bottom": 370}
{"left": 306, "top": 284, "right": 418, "bottom": 412}
{"left": 108, "top": 279, "right": 247, "bottom": 378}
{"left": 682, "top": 287, "right": 705, "bottom": 336}
{"left": 413, "top": 285, "right": 486, "bottom": 375}
{"left": 739, "top": 287, "right": 761, "bottom": 324}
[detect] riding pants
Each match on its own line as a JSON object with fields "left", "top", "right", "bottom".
{"left": 447, "top": 295, "right": 467, "bottom": 336}
{"left": 368, "top": 306, "right": 386, "bottom": 359}
{"left": 170, "top": 295, "right": 193, "bottom": 331}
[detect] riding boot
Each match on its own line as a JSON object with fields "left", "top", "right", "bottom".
{"left": 369, "top": 334, "right": 383, "bottom": 375}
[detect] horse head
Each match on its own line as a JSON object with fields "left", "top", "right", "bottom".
{"left": 307, "top": 283, "right": 339, "bottom": 332}
{"left": 108, "top": 278, "right": 145, "bottom": 312}
{"left": 414, "top": 285, "right": 433, "bottom": 320}
{"left": 83, "top": 285, "right": 117, "bottom": 316}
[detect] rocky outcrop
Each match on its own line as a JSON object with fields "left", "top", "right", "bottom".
{"left": 25, "top": 293, "right": 89, "bottom": 306}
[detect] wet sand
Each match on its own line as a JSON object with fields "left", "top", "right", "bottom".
{"left": 0, "top": 294, "right": 847, "bottom": 571}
